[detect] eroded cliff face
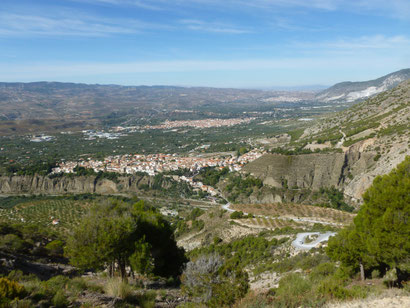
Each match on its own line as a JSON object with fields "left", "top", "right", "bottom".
{"left": 0, "top": 174, "right": 170, "bottom": 196}
{"left": 242, "top": 148, "right": 378, "bottom": 203}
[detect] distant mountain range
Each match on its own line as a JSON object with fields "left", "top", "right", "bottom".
{"left": 315, "top": 68, "right": 410, "bottom": 103}
{"left": 0, "top": 68, "right": 409, "bottom": 134}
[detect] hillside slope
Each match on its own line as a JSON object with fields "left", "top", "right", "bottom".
{"left": 245, "top": 80, "right": 410, "bottom": 203}
{"left": 316, "top": 68, "right": 410, "bottom": 103}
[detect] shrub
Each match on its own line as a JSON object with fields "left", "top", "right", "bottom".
{"left": 182, "top": 254, "right": 249, "bottom": 307}
{"left": 67, "top": 277, "right": 88, "bottom": 293}
{"left": 371, "top": 269, "right": 381, "bottom": 279}
{"left": 52, "top": 290, "right": 69, "bottom": 308}
{"left": 44, "top": 276, "right": 69, "bottom": 293}
{"left": 316, "top": 276, "right": 351, "bottom": 300}
{"left": 230, "top": 211, "right": 244, "bottom": 219}
{"left": 274, "top": 273, "right": 317, "bottom": 307}
{"left": 310, "top": 262, "right": 337, "bottom": 281}
{"left": 45, "top": 240, "right": 64, "bottom": 257}
{"left": 0, "top": 278, "right": 26, "bottom": 303}
{"left": 104, "top": 278, "right": 133, "bottom": 300}
{"left": 232, "top": 291, "right": 271, "bottom": 308}
{"left": 7, "top": 270, "right": 25, "bottom": 282}
{"left": 135, "top": 290, "right": 156, "bottom": 308}
{"left": 0, "top": 234, "right": 28, "bottom": 253}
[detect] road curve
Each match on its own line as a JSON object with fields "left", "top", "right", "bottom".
{"left": 292, "top": 232, "right": 336, "bottom": 250}
{"left": 222, "top": 202, "right": 235, "bottom": 212}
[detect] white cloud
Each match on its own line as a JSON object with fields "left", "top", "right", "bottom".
{"left": 0, "top": 12, "right": 170, "bottom": 37}
{"left": 179, "top": 19, "right": 252, "bottom": 34}
{"left": 73, "top": 0, "right": 164, "bottom": 10}
{"left": 81, "top": 0, "right": 410, "bottom": 19}
{"left": 293, "top": 35, "right": 410, "bottom": 51}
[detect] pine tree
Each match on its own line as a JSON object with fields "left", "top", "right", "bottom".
{"left": 327, "top": 156, "right": 410, "bottom": 279}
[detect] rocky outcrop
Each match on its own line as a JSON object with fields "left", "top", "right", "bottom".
{"left": 242, "top": 149, "right": 377, "bottom": 203}
{"left": 0, "top": 174, "right": 172, "bottom": 196}
{"left": 244, "top": 153, "right": 346, "bottom": 190}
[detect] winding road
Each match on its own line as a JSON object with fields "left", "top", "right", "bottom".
{"left": 292, "top": 232, "right": 336, "bottom": 250}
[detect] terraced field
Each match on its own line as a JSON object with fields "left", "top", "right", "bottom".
{"left": 0, "top": 199, "right": 91, "bottom": 231}
{"left": 231, "top": 203, "right": 355, "bottom": 226}
{"left": 235, "top": 217, "right": 307, "bottom": 229}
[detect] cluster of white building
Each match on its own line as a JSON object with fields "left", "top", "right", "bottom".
{"left": 143, "top": 118, "right": 256, "bottom": 130}
{"left": 82, "top": 130, "right": 125, "bottom": 140}
{"left": 52, "top": 149, "right": 265, "bottom": 178}
{"left": 30, "top": 135, "right": 54, "bottom": 142}
{"left": 178, "top": 175, "right": 219, "bottom": 196}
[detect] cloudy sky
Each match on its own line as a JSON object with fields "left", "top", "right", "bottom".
{"left": 1, "top": 0, "right": 409, "bottom": 87}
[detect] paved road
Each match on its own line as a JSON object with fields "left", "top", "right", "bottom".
{"left": 222, "top": 202, "right": 235, "bottom": 212}
{"left": 292, "top": 232, "right": 336, "bottom": 250}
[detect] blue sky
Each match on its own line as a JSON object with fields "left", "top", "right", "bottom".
{"left": 0, "top": 0, "right": 409, "bottom": 88}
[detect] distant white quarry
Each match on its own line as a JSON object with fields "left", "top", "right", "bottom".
{"left": 318, "top": 75, "right": 407, "bottom": 103}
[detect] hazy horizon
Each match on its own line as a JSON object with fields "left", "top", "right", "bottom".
{"left": 1, "top": 0, "right": 409, "bottom": 87}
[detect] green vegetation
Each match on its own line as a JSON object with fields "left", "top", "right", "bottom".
{"left": 344, "top": 120, "right": 379, "bottom": 138}
{"left": 0, "top": 222, "right": 63, "bottom": 259}
{"left": 253, "top": 250, "right": 328, "bottom": 275}
{"left": 230, "top": 211, "right": 245, "bottom": 219}
{"left": 378, "top": 123, "right": 409, "bottom": 137}
{"left": 225, "top": 174, "right": 263, "bottom": 202}
{"left": 0, "top": 277, "right": 26, "bottom": 305}
{"left": 196, "top": 166, "right": 229, "bottom": 186}
{"left": 312, "top": 187, "right": 355, "bottom": 212}
{"left": 65, "top": 200, "right": 186, "bottom": 279}
{"left": 288, "top": 128, "right": 305, "bottom": 142}
{"left": 189, "top": 235, "right": 281, "bottom": 272}
{"left": 270, "top": 146, "right": 343, "bottom": 155}
{"left": 175, "top": 207, "right": 206, "bottom": 237}
{"left": 0, "top": 198, "right": 91, "bottom": 231}
{"left": 0, "top": 115, "right": 308, "bottom": 174}
{"left": 314, "top": 128, "right": 343, "bottom": 145}
{"left": 181, "top": 254, "right": 249, "bottom": 307}
{"left": 327, "top": 156, "right": 410, "bottom": 282}
{"left": 2, "top": 159, "right": 57, "bottom": 176}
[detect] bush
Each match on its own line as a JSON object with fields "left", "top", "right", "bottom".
{"left": 310, "top": 262, "right": 337, "bottom": 281}
{"left": 52, "top": 290, "right": 69, "bottom": 308}
{"left": 316, "top": 276, "right": 351, "bottom": 300}
{"left": 104, "top": 278, "right": 133, "bottom": 300}
{"left": 45, "top": 240, "right": 64, "bottom": 257}
{"left": 316, "top": 276, "right": 369, "bottom": 301}
{"left": 182, "top": 254, "right": 249, "bottom": 307}
{"left": 67, "top": 277, "right": 88, "bottom": 293}
{"left": 135, "top": 290, "right": 156, "bottom": 308}
{"left": 44, "top": 276, "right": 69, "bottom": 293}
{"left": 274, "top": 273, "right": 317, "bottom": 307}
{"left": 0, "top": 234, "right": 28, "bottom": 253}
{"left": 371, "top": 269, "right": 381, "bottom": 279}
{"left": 232, "top": 291, "right": 271, "bottom": 308}
{"left": 0, "top": 278, "right": 26, "bottom": 303}
{"left": 230, "top": 211, "right": 244, "bottom": 219}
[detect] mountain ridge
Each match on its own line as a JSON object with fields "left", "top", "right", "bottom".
{"left": 316, "top": 68, "right": 410, "bottom": 103}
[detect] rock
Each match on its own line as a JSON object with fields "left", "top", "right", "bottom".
{"left": 0, "top": 174, "right": 169, "bottom": 196}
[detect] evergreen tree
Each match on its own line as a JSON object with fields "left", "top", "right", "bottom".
{"left": 327, "top": 156, "right": 410, "bottom": 279}
{"left": 65, "top": 200, "right": 186, "bottom": 279}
